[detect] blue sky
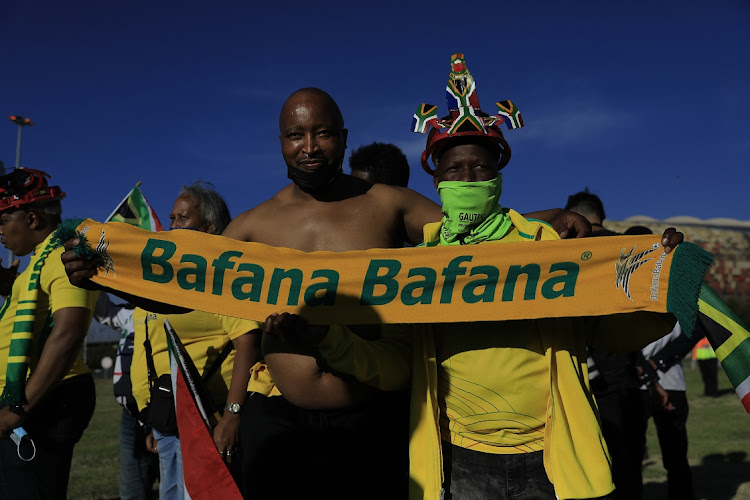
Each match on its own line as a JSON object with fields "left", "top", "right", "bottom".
{"left": 1, "top": 0, "right": 749, "bottom": 233}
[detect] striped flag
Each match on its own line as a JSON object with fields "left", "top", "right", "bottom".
{"left": 695, "top": 284, "right": 750, "bottom": 413}
{"left": 106, "top": 182, "right": 164, "bottom": 231}
{"left": 164, "top": 319, "right": 243, "bottom": 500}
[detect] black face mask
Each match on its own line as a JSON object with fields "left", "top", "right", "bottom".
{"left": 287, "top": 164, "right": 342, "bottom": 194}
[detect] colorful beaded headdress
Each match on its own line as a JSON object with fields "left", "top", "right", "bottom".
{"left": 411, "top": 53, "right": 524, "bottom": 175}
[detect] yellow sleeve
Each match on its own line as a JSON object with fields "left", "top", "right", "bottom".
{"left": 131, "top": 309, "right": 152, "bottom": 412}
{"left": 315, "top": 324, "right": 412, "bottom": 392}
{"left": 215, "top": 314, "right": 263, "bottom": 340}
{"left": 42, "top": 248, "right": 99, "bottom": 313}
{"left": 506, "top": 209, "right": 561, "bottom": 242}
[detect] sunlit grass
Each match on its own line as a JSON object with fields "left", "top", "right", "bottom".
{"left": 67, "top": 363, "right": 750, "bottom": 499}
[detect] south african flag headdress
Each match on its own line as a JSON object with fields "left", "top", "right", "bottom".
{"left": 411, "top": 53, "right": 524, "bottom": 175}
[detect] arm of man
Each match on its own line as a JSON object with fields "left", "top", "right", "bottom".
{"left": 0, "top": 246, "right": 99, "bottom": 437}
{"left": 21, "top": 306, "right": 91, "bottom": 408}
{"left": 314, "top": 324, "right": 412, "bottom": 392}
{"left": 648, "top": 328, "right": 698, "bottom": 373}
{"left": 523, "top": 208, "right": 591, "bottom": 239}
{"left": 212, "top": 328, "right": 262, "bottom": 464}
{"left": 0, "top": 306, "right": 92, "bottom": 436}
{"left": 61, "top": 239, "right": 189, "bottom": 315}
{"left": 396, "top": 187, "right": 444, "bottom": 246}
{"left": 264, "top": 314, "right": 412, "bottom": 392}
{"left": 221, "top": 213, "right": 251, "bottom": 241}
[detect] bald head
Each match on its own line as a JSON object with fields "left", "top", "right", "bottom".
{"left": 279, "top": 88, "right": 344, "bottom": 133}
{"left": 279, "top": 88, "right": 349, "bottom": 193}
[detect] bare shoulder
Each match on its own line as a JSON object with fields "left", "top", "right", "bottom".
{"left": 222, "top": 187, "right": 291, "bottom": 242}
{"left": 364, "top": 184, "right": 442, "bottom": 246}
{"left": 365, "top": 183, "right": 434, "bottom": 205}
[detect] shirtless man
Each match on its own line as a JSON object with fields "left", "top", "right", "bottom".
{"left": 63, "top": 87, "right": 591, "bottom": 499}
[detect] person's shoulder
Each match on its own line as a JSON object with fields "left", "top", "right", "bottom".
{"left": 506, "top": 209, "right": 560, "bottom": 242}
{"left": 365, "top": 183, "right": 429, "bottom": 203}
{"left": 222, "top": 187, "right": 291, "bottom": 241}
{"left": 42, "top": 245, "right": 74, "bottom": 278}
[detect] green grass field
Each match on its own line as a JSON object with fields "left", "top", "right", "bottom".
{"left": 68, "top": 363, "right": 750, "bottom": 499}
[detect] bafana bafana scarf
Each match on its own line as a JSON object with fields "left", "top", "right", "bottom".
{"left": 0, "top": 236, "right": 59, "bottom": 404}
{"left": 54, "top": 218, "right": 750, "bottom": 412}
{"left": 56, "top": 218, "right": 712, "bottom": 329}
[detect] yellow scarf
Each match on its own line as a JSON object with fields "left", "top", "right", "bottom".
{"left": 55, "top": 218, "right": 712, "bottom": 334}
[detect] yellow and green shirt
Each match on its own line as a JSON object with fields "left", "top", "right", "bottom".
{"left": 131, "top": 309, "right": 260, "bottom": 412}
{"left": 0, "top": 234, "right": 98, "bottom": 391}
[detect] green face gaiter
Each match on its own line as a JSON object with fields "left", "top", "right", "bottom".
{"left": 437, "top": 175, "right": 512, "bottom": 245}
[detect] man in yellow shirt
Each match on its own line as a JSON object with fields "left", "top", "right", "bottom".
{"left": 0, "top": 168, "right": 99, "bottom": 499}
{"left": 405, "top": 56, "right": 682, "bottom": 500}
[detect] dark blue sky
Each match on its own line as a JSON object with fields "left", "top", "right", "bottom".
{"left": 2, "top": 0, "right": 748, "bottom": 229}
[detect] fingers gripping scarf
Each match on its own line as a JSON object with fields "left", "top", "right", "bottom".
{"left": 437, "top": 176, "right": 512, "bottom": 245}
{"left": 0, "top": 237, "right": 59, "bottom": 404}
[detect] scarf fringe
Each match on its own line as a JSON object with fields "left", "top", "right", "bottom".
{"left": 53, "top": 218, "right": 97, "bottom": 261}
{"left": 0, "top": 384, "right": 26, "bottom": 405}
{"left": 0, "top": 235, "right": 60, "bottom": 405}
{"left": 666, "top": 242, "right": 714, "bottom": 337}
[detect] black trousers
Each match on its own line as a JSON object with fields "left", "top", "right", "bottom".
{"left": 698, "top": 359, "right": 718, "bottom": 396}
{"left": 597, "top": 388, "right": 646, "bottom": 500}
{"left": 642, "top": 389, "right": 694, "bottom": 500}
{"left": 239, "top": 391, "right": 409, "bottom": 500}
{"left": 0, "top": 374, "right": 96, "bottom": 500}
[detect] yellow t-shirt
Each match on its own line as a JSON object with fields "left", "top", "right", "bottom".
{"left": 428, "top": 213, "right": 559, "bottom": 454}
{"left": 436, "top": 320, "right": 549, "bottom": 453}
{"left": 0, "top": 235, "right": 97, "bottom": 390}
{"left": 131, "top": 309, "right": 260, "bottom": 412}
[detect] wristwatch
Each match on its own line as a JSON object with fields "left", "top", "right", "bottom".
{"left": 8, "top": 404, "right": 26, "bottom": 419}
{"left": 224, "top": 403, "right": 242, "bottom": 415}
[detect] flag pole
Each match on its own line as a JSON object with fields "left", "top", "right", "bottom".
{"left": 104, "top": 181, "right": 142, "bottom": 223}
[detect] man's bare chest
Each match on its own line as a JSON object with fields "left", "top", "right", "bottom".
{"left": 254, "top": 199, "right": 401, "bottom": 252}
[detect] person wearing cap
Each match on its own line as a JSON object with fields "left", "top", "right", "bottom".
{"left": 0, "top": 168, "right": 99, "bottom": 499}
{"left": 404, "top": 54, "right": 684, "bottom": 500}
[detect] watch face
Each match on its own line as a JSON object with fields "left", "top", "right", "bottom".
{"left": 226, "top": 403, "right": 241, "bottom": 414}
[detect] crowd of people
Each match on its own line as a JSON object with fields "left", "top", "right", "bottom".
{"left": 0, "top": 53, "right": 732, "bottom": 500}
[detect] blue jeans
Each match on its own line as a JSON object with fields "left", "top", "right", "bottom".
{"left": 153, "top": 429, "right": 184, "bottom": 500}
{"left": 442, "top": 444, "right": 556, "bottom": 500}
{"left": 119, "top": 409, "right": 159, "bottom": 500}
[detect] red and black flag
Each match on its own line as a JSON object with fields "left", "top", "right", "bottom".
{"left": 164, "top": 320, "right": 243, "bottom": 500}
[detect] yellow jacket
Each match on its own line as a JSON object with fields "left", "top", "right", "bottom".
{"left": 409, "top": 210, "right": 674, "bottom": 500}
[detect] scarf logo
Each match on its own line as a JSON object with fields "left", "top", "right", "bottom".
{"left": 81, "top": 226, "right": 116, "bottom": 277}
{"left": 615, "top": 243, "right": 660, "bottom": 300}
